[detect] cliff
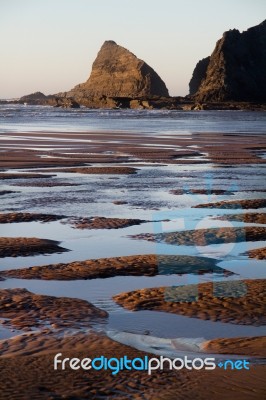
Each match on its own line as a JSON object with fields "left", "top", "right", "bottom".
{"left": 193, "top": 20, "right": 266, "bottom": 102}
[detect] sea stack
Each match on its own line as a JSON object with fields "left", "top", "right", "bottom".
{"left": 189, "top": 57, "right": 210, "bottom": 95}
{"left": 66, "top": 40, "right": 169, "bottom": 99}
{"left": 191, "top": 20, "right": 266, "bottom": 102}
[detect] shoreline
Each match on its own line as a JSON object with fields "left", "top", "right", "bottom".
{"left": 2, "top": 97, "right": 266, "bottom": 112}
{"left": 0, "top": 129, "right": 266, "bottom": 170}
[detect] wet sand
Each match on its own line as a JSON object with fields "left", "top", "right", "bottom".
{"left": 1, "top": 128, "right": 266, "bottom": 399}
{"left": 0, "top": 237, "right": 68, "bottom": 257}
{"left": 44, "top": 166, "right": 139, "bottom": 174}
{"left": 67, "top": 216, "right": 147, "bottom": 229}
{"left": 11, "top": 180, "right": 82, "bottom": 187}
{"left": 0, "top": 330, "right": 265, "bottom": 399}
{"left": 113, "top": 279, "right": 266, "bottom": 326}
{"left": 0, "top": 254, "right": 225, "bottom": 280}
{"left": 0, "top": 212, "right": 66, "bottom": 224}
{"left": 131, "top": 226, "right": 266, "bottom": 246}
{"left": 2, "top": 330, "right": 265, "bottom": 358}
{"left": 0, "top": 173, "right": 56, "bottom": 180}
{"left": 216, "top": 213, "right": 266, "bottom": 224}
{"left": 0, "top": 288, "right": 107, "bottom": 330}
{"left": 195, "top": 198, "right": 266, "bottom": 209}
{"left": 202, "top": 336, "right": 266, "bottom": 357}
{"left": 0, "top": 131, "right": 266, "bottom": 169}
{"left": 247, "top": 247, "right": 266, "bottom": 260}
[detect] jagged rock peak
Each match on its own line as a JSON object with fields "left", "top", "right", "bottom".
{"left": 192, "top": 20, "right": 266, "bottom": 102}
{"left": 69, "top": 40, "right": 169, "bottom": 97}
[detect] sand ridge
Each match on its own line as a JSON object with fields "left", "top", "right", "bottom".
{"left": 48, "top": 166, "right": 139, "bottom": 174}
{"left": 0, "top": 254, "right": 227, "bottom": 280}
{"left": 66, "top": 216, "right": 147, "bottom": 229}
{"left": 215, "top": 212, "right": 266, "bottom": 224}
{"left": 0, "top": 237, "right": 68, "bottom": 258}
{"left": 0, "top": 212, "right": 66, "bottom": 224}
{"left": 113, "top": 279, "right": 266, "bottom": 326}
{"left": 202, "top": 336, "right": 266, "bottom": 357}
{"left": 0, "top": 172, "right": 56, "bottom": 180}
{"left": 0, "top": 288, "right": 108, "bottom": 331}
{"left": 247, "top": 247, "right": 266, "bottom": 260}
{"left": 194, "top": 198, "right": 266, "bottom": 209}
{"left": 130, "top": 226, "right": 266, "bottom": 246}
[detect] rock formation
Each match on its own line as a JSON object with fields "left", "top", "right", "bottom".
{"left": 19, "top": 92, "right": 80, "bottom": 108}
{"left": 17, "top": 23, "right": 266, "bottom": 109}
{"left": 64, "top": 40, "right": 169, "bottom": 101}
{"left": 192, "top": 20, "right": 266, "bottom": 102}
{"left": 20, "top": 92, "right": 48, "bottom": 104}
{"left": 189, "top": 57, "right": 210, "bottom": 95}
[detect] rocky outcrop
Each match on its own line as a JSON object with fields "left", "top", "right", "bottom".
{"left": 189, "top": 57, "right": 210, "bottom": 95}
{"left": 19, "top": 92, "right": 80, "bottom": 108}
{"left": 63, "top": 40, "right": 169, "bottom": 102}
{"left": 19, "top": 92, "right": 48, "bottom": 105}
{"left": 193, "top": 20, "right": 266, "bottom": 102}
{"left": 17, "top": 25, "right": 266, "bottom": 109}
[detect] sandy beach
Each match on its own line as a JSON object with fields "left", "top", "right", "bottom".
{"left": 0, "top": 113, "right": 265, "bottom": 399}
{"left": 0, "top": 330, "right": 265, "bottom": 399}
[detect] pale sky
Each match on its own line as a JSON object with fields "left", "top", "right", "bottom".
{"left": 0, "top": 0, "right": 265, "bottom": 98}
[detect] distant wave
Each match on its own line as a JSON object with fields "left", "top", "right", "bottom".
{"left": 0, "top": 104, "right": 265, "bottom": 134}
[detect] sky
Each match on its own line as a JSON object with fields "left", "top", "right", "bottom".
{"left": 0, "top": 0, "right": 265, "bottom": 98}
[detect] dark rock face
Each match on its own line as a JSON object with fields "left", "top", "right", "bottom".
{"left": 19, "top": 92, "right": 80, "bottom": 108}
{"left": 65, "top": 40, "right": 169, "bottom": 100}
{"left": 189, "top": 57, "right": 210, "bottom": 95}
{"left": 20, "top": 92, "right": 47, "bottom": 104}
{"left": 194, "top": 20, "right": 266, "bottom": 102}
